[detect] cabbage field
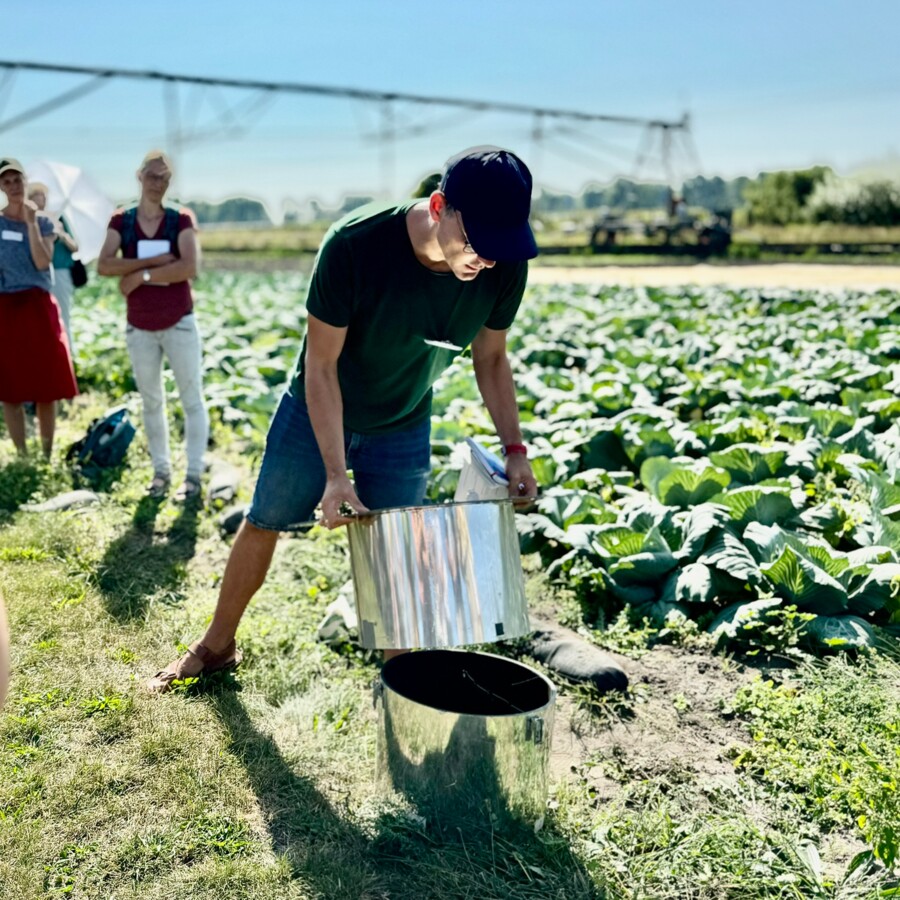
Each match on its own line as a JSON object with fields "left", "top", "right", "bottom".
{"left": 498, "top": 284, "right": 900, "bottom": 656}
{"left": 74, "top": 274, "right": 900, "bottom": 657}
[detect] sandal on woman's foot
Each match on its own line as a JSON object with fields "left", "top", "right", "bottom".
{"left": 174, "top": 475, "right": 202, "bottom": 503}
{"left": 147, "top": 473, "right": 171, "bottom": 498}
{"left": 147, "top": 639, "right": 242, "bottom": 694}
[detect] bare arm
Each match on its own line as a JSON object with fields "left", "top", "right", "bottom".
{"left": 24, "top": 203, "right": 53, "bottom": 270}
{"left": 304, "top": 314, "right": 369, "bottom": 527}
{"left": 55, "top": 219, "right": 78, "bottom": 253}
{"left": 138, "top": 226, "right": 199, "bottom": 285}
{"left": 97, "top": 228, "right": 178, "bottom": 281}
{"left": 471, "top": 325, "right": 537, "bottom": 498}
{"left": 96, "top": 227, "right": 174, "bottom": 276}
{"left": 119, "top": 226, "right": 198, "bottom": 296}
{"left": 99, "top": 224, "right": 197, "bottom": 298}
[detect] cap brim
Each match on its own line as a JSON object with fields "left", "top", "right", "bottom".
{"left": 466, "top": 219, "right": 538, "bottom": 262}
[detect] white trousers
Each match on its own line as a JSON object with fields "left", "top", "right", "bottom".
{"left": 52, "top": 267, "right": 75, "bottom": 353}
{"left": 126, "top": 313, "right": 209, "bottom": 479}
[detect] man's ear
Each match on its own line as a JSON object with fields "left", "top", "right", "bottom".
{"left": 428, "top": 190, "right": 447, "bottom": 223}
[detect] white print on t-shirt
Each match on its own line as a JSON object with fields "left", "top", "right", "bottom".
{"left": 1, "top": 230, "right": 24, "bottom": 242}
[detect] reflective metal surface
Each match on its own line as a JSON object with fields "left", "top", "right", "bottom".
{"left": 347, "top": 500, "right": 529, "bottom": 649}
{"left": 375, "top": 650, "right": 556, "bottom": 829}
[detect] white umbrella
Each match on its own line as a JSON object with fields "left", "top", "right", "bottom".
{"left": 26, "top": 160, "right": 115, "bottom": 263}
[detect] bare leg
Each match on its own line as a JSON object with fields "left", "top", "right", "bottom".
{"left": 201, "top": 520, "right": 280, "bottom": 653}
{"left": 35, "top": 402, "right": 56, "bottom": 459}
{"left": 148, "top": 520, "right": 280, "bottom": 690}
{"left": 2, "top": 403, "right": 27, "bottom": 455}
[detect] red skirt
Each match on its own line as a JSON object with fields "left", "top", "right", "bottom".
{"left": 0, "top": 287, "right": 78, "bottom": 403}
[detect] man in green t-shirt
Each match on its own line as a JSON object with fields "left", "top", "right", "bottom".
{"left": 149, "top": 146, "right": 539, "bottom": 691}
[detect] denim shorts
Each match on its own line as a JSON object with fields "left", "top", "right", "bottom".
{"left": 247, "top": 390, "right": 432, "bottom": 531}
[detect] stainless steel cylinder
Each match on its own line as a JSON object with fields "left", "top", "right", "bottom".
{"left": 375, "top": 649, "right": 556, "bottom": 829}
{"left": 347, "top": 500, "right": 529, "bottom": 649}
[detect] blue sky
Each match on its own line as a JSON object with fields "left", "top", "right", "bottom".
{"left": 3, "top": 0, "right": 898, "bottom": 218}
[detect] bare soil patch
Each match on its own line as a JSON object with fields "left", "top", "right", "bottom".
{"left": 549, "top": 645, "right": 755, "bottom": 803}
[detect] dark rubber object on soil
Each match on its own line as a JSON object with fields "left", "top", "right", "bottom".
{"left": 528, "top": 627, "right": 629, "bottom": 693}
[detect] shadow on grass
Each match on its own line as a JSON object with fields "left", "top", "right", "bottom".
{"left": 208, "top": 688, "right": 602, "bottom": 899}
{"left": 96, "top": 494, "right": 200, "bottom": 621}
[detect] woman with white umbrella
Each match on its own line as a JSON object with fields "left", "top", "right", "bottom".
{"left": 27, "top": 181, "right": 79, "bottom": 352}
{"left": 0, "top": 157, "right": 78, "bottom": 457}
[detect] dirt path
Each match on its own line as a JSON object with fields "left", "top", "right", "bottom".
{"left": 528, "top": 262, "right": 900, "bottom": 290}
{"left": 208, "top": 256, "right": 900, "bottom": 291}
{"left": 549, "top": 646, "right": 753, "bottom": 792}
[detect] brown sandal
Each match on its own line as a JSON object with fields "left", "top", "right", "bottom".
{"left": 174, "top": 475, "right": 202, "bottom": 503}
{"left": 147, "top": 473, "right": 171, "bottom": 499}
{"left": 147, "top": 639, "right": 242, "bottom": 693}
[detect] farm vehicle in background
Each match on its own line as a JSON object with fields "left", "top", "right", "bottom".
{"left": 587, "top": 205, "right": 733, "bottom": 258}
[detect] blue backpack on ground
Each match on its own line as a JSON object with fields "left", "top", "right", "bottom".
{"left": 66, "top": 407, "right": 136, "bottom": 477}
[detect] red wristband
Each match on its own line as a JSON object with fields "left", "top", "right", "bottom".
{"left": 503, "top": 443, "right": 528, "bottom": 457}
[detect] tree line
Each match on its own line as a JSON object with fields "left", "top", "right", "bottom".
{"left": 177, "top": 169, "right": 900, "bottom": 228}
{"left": 534, "top": 169, "right": 900, "bottom": 227}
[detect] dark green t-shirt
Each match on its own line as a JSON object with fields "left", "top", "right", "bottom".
{"left": 290, "top": 200, "right": 527, "bottom": 434}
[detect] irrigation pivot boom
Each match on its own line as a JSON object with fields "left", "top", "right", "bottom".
{"left": 0, "top": 60, "right": 694, "bottom": 194}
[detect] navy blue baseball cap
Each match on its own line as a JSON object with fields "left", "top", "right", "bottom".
{"left": 440, "top": 146, "right": 538, "bottom": 261}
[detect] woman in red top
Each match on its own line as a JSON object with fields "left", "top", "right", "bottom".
{"left": 97, "top": 150, "right": 208, "bottom": 501}
{"left": 0, "top": 157, "right": 78, "bottom": 457}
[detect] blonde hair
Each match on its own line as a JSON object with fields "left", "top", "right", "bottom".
{"left": 139, "top": 149, "right": 174, "bottom": 174}
{"left": 27, "top": 181, "right": 49, "bottom": 198}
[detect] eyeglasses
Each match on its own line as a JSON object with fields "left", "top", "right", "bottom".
{"left": 143, "top": 171, "right": 171, "bottom": 184}
{"left": 455, "top": 211, "right": 475, "bottom": 254}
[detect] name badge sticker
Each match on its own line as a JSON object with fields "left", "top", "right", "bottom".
{"left": 1, "top": 230, "right": 24, "bottom": 242}
{"left": 137, "top": 239, "right": 171, "bottom": 259}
